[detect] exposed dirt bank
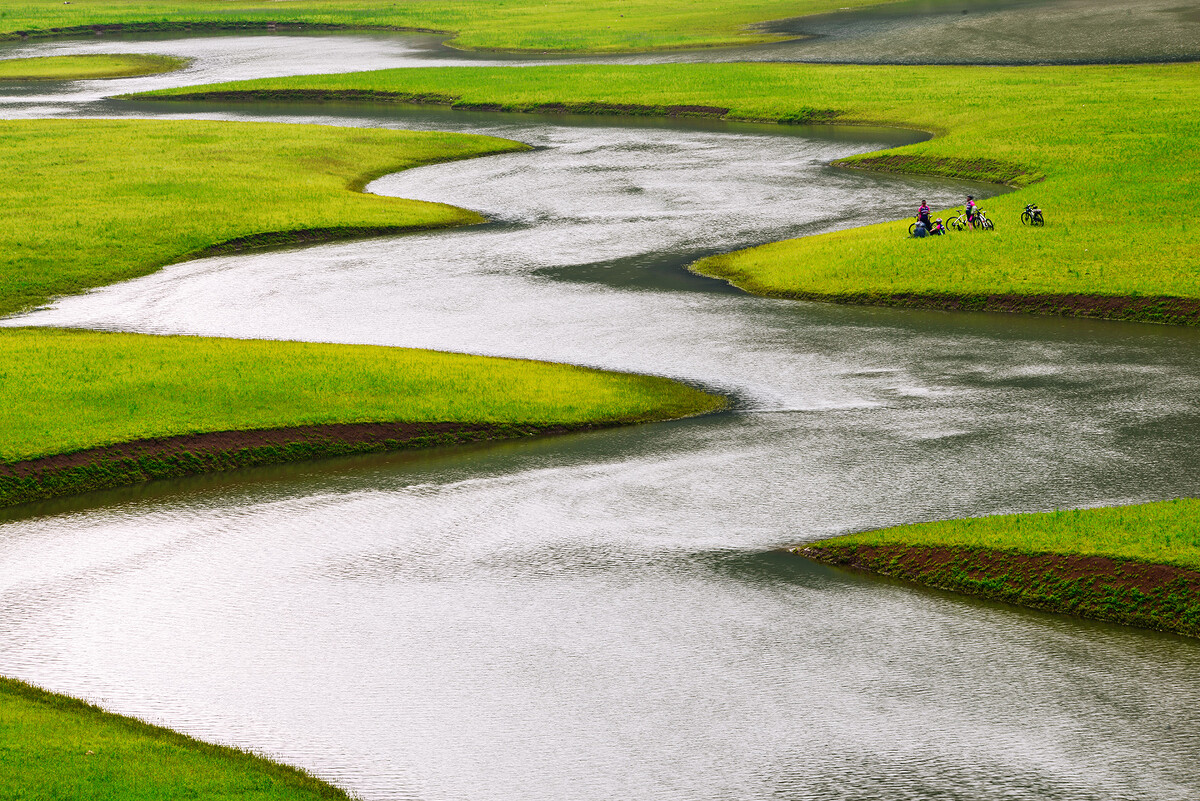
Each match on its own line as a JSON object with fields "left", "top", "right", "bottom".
{"left": 797, "top": 542, "right": 1200, "bottom": 638}
{"left": 137, "top": 88, "right": 745, "bottom": 120}
{"left": 0, "top": 421, "right": 609, "bottom": 508}
{"left": 735, "top": 289, "right": 1200, "bottom": 326}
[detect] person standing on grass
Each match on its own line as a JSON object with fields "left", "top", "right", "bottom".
{"left": 917, "top": 200, "right": 931, "bottom": 231}
{"left": 965, "top": 195, "right": 978, "bottom": 228}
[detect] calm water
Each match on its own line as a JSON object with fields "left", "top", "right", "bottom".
{"left": 2, "top": 31, "right": 1200, "bottom": 801}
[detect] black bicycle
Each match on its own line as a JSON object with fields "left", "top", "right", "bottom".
{"left": 1021, "top": 203, "right": 1045, "bottom": 226}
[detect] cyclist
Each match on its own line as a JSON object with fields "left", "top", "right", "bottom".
{"left": 965, "top": 196, "right": 978, "bottom": 228}
{"left": 930, "top": 218, "right": 947, "bottom": 236}
{"left": 917, "top": 200, "right": 931, "bottom": 231}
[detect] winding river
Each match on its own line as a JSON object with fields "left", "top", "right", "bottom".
{"left": 3, "top": 28, "right": 1200, "bottom": 801}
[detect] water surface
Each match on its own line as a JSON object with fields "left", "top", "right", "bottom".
{"left": 2, "top": 31, "right": 1199, "bottom": 801}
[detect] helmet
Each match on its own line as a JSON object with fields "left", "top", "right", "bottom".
{"left": 967, "top": 195, "right": 974, "bottom": 200}
{"left": 935, "top": 218, "right": 942, "bottom": 223}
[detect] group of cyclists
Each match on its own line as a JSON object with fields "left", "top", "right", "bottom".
{"left": 912, "top": 195, "right": 982, "bottom": 237}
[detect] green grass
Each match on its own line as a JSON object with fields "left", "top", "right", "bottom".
{"left": 816, "top": 498, "right": 1200, "bottom": 571}
{"left": 0, "top": 328, "right": 723, "bottom": 462}
{"left": 0, "top": 118, "right": 526, "bottom": 318}
{"left": 0, "top": 676, "right": 349, "bottom": 800}
{"left": 141, "top": 62, "right": 1200, "bottom": 310}
{"left": 0, "top": 53, "right": 186, "bottom": 80}
{"left": 0, "top": 0, "right": 885, "bottom": 52}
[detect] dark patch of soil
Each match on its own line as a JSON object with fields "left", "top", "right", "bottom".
{"left": 836, "top": 153, "right": 1040, "bottom": 186}
{"left": 141, "top": 89, "right": 735, "bottom": 120}
{"left": 0, "top": 421, "right": 605, "bottom": 508}
{"left": 797, "top": 542, "right": 1200, "bottom": 637}
{"left": 777, "top": 290, "right": 1200, "bottom": 326}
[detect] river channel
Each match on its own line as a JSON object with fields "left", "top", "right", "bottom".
{"left": 3, "top": 31, "right": 1200, "bottom": 801}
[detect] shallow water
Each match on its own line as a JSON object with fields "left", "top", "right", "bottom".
{"left": 2, "top": 31, "right": 1200, "bottom": 801}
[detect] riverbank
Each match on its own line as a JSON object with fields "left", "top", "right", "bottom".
{"left": 0, "top": 676, "right": 350, "bottom": 799}
{"left": 795, "top": 499, "right": 1200, "bottom": 637}
{"left": 0, "top": 53, "right": 186, "bottom": 80}
{"left": 0, "top": 0, "right": 877, "bottom": 52}
{"left": 137, "top": 62, "right": 1200, "bottom": 324}
{"left": 0, "top": 328, "right": 724, "bottom": 508}
{"left": 0, "top": 118, "right": 527, "bottom": 317}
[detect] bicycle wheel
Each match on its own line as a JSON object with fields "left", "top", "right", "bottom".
{"left": 949, "top": 216, "right": 965, "bottom": 231}
{"left": 1021, "top": 212, "right": 1033, "bottom": 226}
{"left": 908, "top": 222, "right": 917, "bottom": 236}
{"left": 981, "top": 217, "right": 994, "bottom": 231}
{"left": 1034, "top": 212, "right": 1045, "bottom": 226}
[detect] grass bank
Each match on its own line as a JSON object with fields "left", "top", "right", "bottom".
{"left": 796, "top": 499, "right": 1200, "bottom": 637}
{"left": 0, "top": 328, "right": 724, "bottom": 507}
{"left": 0, "top": 0, "right": 882, "bottom": 52}
{"left": 0, "top": 118, "right": 724, "bottom": 505}
{"left": 0, "top": 53, "right": 186, "bottom": 79}
{"left": 0, "top": 118, "right": 526, "bottom": 318}
{"left": 0, "top": 676, "right": 349, "bottom": 799}
{"left": 139, "top": 62, "right": 1200, "bottom": 323}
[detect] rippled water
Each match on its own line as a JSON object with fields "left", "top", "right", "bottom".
{"left": 2, "top": 31, "right": 1200, "bottom": 801}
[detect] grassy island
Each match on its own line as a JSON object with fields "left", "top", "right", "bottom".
{"left": 0, "top": 327, "right": 723, "bottom": 507}
{"left": 797, "top": 499, "right": 1200, "bottom": 637}
{"left": 0, "top": 118, "right": 527, "bottom": 317}
{"left": 0, "top": 0, "right": 878, "bottom": 52}
{"left": 0, "top": 117, "right": 724, "bottom": 507}
{"left": 0, "top": 676, "right": 349, "bottom": 800}
{"left": 138, "top": 61, "right": 1200, "bottom": 324}
{"left": 0, "top": 53, "right": 187, "bottom": 80}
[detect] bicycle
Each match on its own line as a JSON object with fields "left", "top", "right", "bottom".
{"left": 947, "top": 209, "right": 968, "bottom": 231}
{"left": 976, "top": 209, "right": 995, "bottom": 231}
{"left": 1021, "top": 203, "right": 1045, "bottom": 226}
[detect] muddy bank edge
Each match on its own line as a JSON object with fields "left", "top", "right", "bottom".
{"left": 795, "top": 542, "right": 1200, "bottom": 638}
{"left": 0, "top": 420, "right": 618, "bottom": 509}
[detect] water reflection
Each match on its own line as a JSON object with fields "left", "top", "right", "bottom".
{"left": 2, "top": 28, "right": 1199, "bottom": 801}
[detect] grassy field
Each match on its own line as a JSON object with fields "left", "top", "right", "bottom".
{"left": 0, "top": 0, "right": 883, "bottom": 52}
{"left": 813, "top": 498, "right": 1200, "bottom": 571}
{"left": 0, "top": 118, "right": 526, "bottom": 318}
{"left": 0, "top": 327, "right": 722, "bottom": 462}
{"left": 0, "top": 676, "right": 350, "bottom": 800}
{"left": 140, "top": 62, "right": 1200, "bottom": 317}
{"left": 0, "top": 53, "right": 186, "bottom": 79}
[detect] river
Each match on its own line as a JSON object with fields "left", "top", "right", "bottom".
{"left": 2, "top": 29, "right": 1199, "bottom": 801}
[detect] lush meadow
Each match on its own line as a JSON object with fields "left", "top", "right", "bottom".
{"left": 0, "top": 327, "right": 722, "bottom": 462}
{"left": 143, "top": 62, "right": 1200, "bottom": 317}
{"left": 0, "top": 118, "right": 525, "bottom": 317}
{"left": 0, "top": 53, "right": 185, "bottom": 79}
{"left": 813, "top": 498, "right": 1200, "bottom": 571}
{"left": 0, "top": 0, "right": 881, "bottom": 52}
{"left": 0, "top": 677, "right": 350, "bottom": 800}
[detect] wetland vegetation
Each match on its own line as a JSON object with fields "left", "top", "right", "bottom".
{"left": 3, "top": 2, "right": 1199, "bottom": 796}
{"left": 142, "top": 61, "right": 1200, "bottom": 323}
{"left": 0, "top": 53, "right": 185, "bottom": 80}
{"left": 0, "top": 0, "right": 880, "bottom": 52}
{"left": 0, "top": 118, "right": 525, "bottom": 317}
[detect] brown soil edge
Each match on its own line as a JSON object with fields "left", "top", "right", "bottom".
{"left": 796, "top": 542, "right": 1200, "bottom": 638}
{"left": 0, "top": 676, "right": 350, "bottom": 799}
{"left": 0, "top": 420, "right": 616, "bottom": 509}
{"left": 703, "top": 287, "right": 1200, "bottom": 326}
